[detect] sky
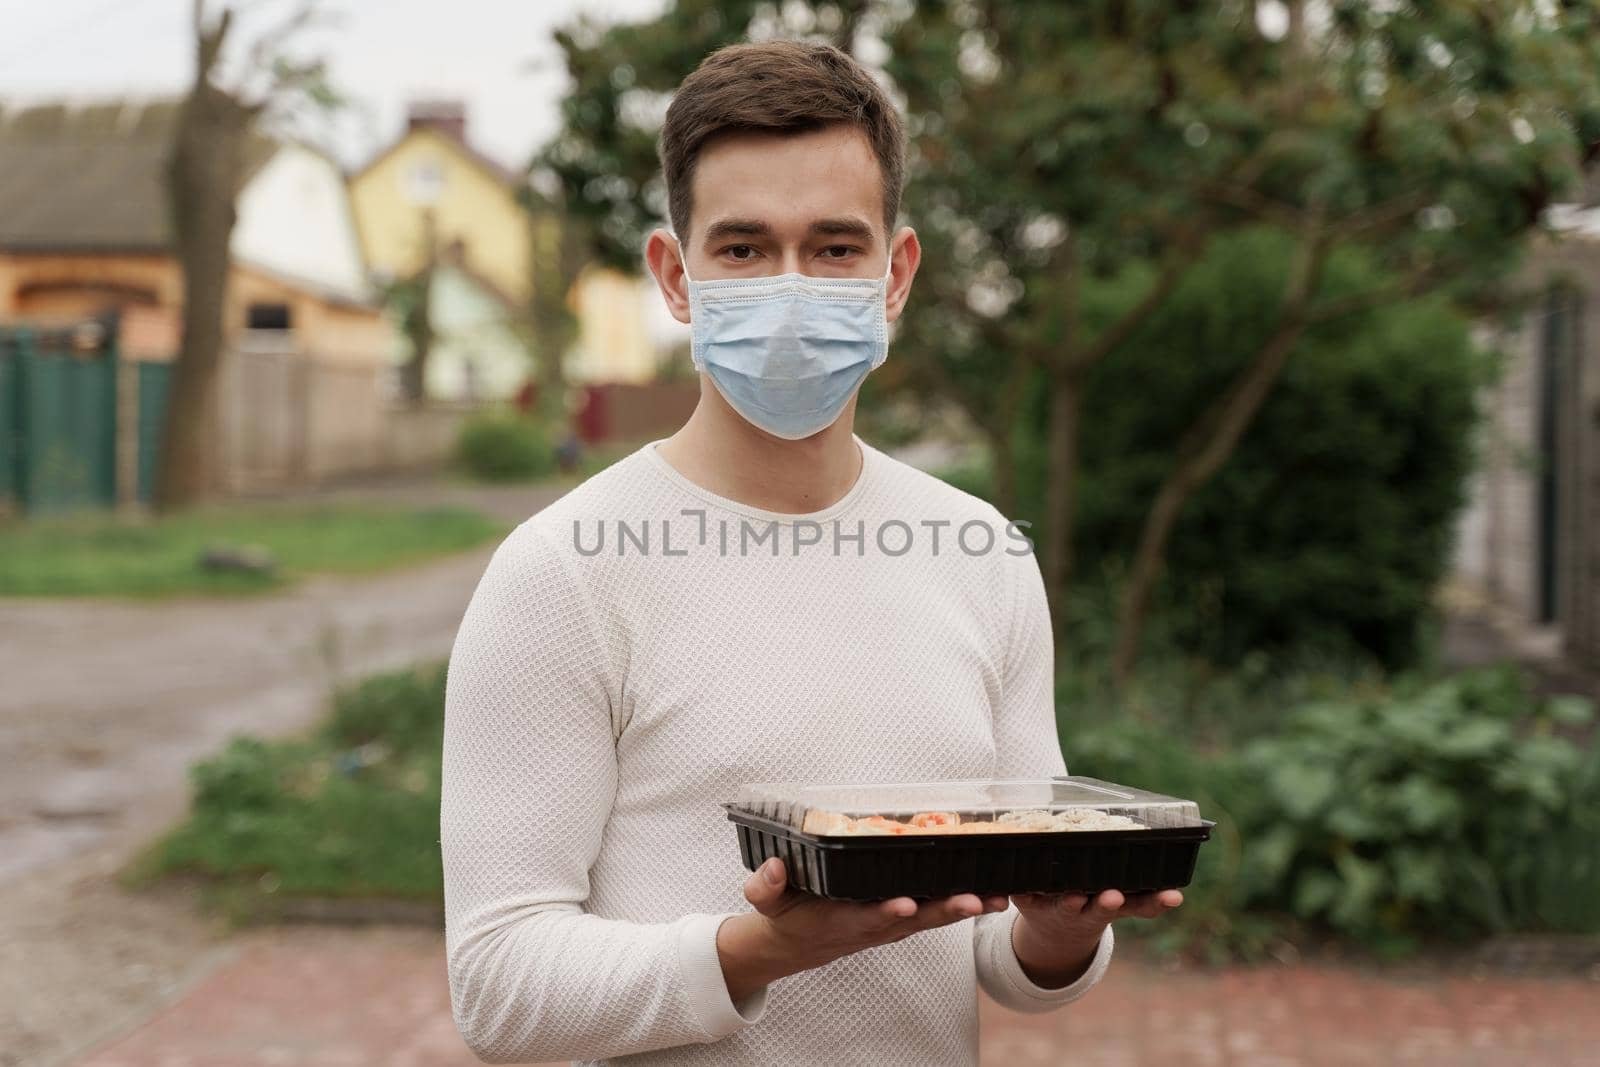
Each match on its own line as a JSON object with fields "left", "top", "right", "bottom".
{"left": 0, "top": 0, "right": 669, "bottom": 172}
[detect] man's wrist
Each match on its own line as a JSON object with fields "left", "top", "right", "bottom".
{"left": 716, "top": 912, "right": 827, "bottom": 1002}
{"left": 1010, "top": 912, "right": 1102, "bottom": 989}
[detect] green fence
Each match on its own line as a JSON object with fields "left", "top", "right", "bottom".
{"left": 0, "top": 326, "right": 171, "bottom": 515}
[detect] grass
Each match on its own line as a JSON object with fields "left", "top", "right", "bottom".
{"left": 0, "top": 504, "right": 506, "bottom": 598}
{"left": 121, "top": 663, "right": 449, "bottom": 922}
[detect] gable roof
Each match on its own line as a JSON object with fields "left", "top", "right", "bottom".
{"left": 350, "top": 122, "right": 521, "bottom": 190}
{"left": 0, "top": 99, "right": 276, "bottom": 253}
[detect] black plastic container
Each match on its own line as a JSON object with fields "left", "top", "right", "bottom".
{"left": 723, "top": 776, "right": 1214, "bottom": 901}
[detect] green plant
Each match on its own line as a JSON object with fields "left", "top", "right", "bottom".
{"left": 129, "top": 663, "right": 450, "bottom": 912}
{"left": 457, "top": 413, "right": 556, "bottom": 482}
{"left": 1235, "top": 667, "right": 1597, "bottom": 953}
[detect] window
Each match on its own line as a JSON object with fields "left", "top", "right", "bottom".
{"left": 406, "top": 158, "right": 446, "bottom": 206}
{"left": 247, "top": 303, "right": 292, "bottom": 330}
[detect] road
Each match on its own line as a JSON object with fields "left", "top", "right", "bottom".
{"left": 0, "top": 480, "right": 562, "bottom": 1067}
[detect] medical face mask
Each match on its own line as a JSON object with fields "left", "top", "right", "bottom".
{"left": 680, "top": 249, "right": 892, "bottom": 440}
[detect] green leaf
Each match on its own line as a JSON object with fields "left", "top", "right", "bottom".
{"left": 1292, "top": 867, "right": 1344, "bottom": 919}
{"left": 1271, "top": 762, "right": 1339, "bottom": 820}
{"left": 1547, "top": 696, "right": 1597, "bottom": 727}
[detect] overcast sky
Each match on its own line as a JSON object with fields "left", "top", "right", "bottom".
{"left": 0, "top": 0, "right": 668, "bottom": 172}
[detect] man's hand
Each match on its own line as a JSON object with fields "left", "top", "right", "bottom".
{"left": 1010, "top": 888, "right": 1184, "bottom": 988}
{"left": 716, "top": 857, "right": 1010, "bottom": 1003}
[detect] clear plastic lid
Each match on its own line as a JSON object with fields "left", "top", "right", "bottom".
{"left": 727, "top": 776, "right": 1203, "bottom": 837}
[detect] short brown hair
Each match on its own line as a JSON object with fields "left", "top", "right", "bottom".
{"left": 659, "top": 40, "right": 906, "bottom": 240}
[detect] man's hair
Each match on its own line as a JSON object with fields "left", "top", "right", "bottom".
{"left": 659, "top": 40, "right": 906, "bottom": 241}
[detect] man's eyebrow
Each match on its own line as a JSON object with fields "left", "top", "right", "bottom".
{"left": 702, "top": 218, "right": 773, "bottom": 242}
{"left": 809, "top": 217, "right": 876, "bottom": 241}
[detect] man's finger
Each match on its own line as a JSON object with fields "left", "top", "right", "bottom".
{"left": 938, "top": 894, "right": 985, "bottom": 923}
{"left": 1082, "top": 888, "right": 1125, "bottom": 923}
{"left": 878, "top": 896, "right": 919, "bottom": 921}
{"left": 1058, "top": 893, "right": 1090, "bottom": 914}
{"left": 743, "top": 858, "right": 789, "bottom": 915}
{"left": 1127, "top": 889, "right": 1184, "bottom": 919}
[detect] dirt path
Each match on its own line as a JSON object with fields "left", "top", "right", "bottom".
{"left": 0, "top": 481, "right": 563, "bottom": 1067}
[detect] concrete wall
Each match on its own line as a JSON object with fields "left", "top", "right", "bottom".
{"left": 1454, "top": 228, "right": 1600, "bottom": 667}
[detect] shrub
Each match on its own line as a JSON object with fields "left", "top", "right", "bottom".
{"left": 457, "top": 413, "right": 556, "bottom": 482}
{"left": 1234, "top": 667, "right": 1597, "bottom": 952}
{"left": 136, "top": 663, "right": 450, "bottom": 906}
{"left": 1059, "top": 659, "right": 1600, "bottom": 959}
{"left": 981, "top": 228, "right": 1493, "bottom": 668}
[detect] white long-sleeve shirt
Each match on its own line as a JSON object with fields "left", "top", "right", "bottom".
{"left": 441, "top": 436, "right": 1114, "bottom": 1066}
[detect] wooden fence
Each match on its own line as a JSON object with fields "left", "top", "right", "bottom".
{"left": 0, "top": 324, "right": 476, "bottom": 513}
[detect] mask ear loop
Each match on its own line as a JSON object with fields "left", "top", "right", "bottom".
{"left": 670, "top": 230, "right": 696, "bottom": 286}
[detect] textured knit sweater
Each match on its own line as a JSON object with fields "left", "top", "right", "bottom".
{"left": 440, "top": 436, "right": 1115, "bottom": 1066}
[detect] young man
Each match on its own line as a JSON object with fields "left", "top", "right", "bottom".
{"left": 441, "top": 40, "right": 1181, "bottom": 1066}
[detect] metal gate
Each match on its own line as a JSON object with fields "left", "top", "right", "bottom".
{"left": 0, "top": 327, "right": 117, "bottom": 514}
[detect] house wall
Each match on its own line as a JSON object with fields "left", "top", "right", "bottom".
{"left": 403, "top": 264, "right": 533, "bottom": 402}
{"left": 0, "top": 253, "right": 177, "bottom": 318}
{"left": 232, "top": 143, "right": 373, "bottom": 303}
{"left": 349, "top": 128, "right": 531, "bottom": 301}
{"left": 567, "top": 266, "right": 662, "bottom": 385}
{"left": 0, "top": 252, "right": 388, "bottom": 363}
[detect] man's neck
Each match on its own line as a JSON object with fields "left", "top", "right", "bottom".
{"left": 655, "top": 379, "right": 864, "bottom": 514}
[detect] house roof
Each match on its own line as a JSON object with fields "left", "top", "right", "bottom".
{"left": 350, "top": 122, "right": 522, "bottom": 191}
{"left": 0, "top": 99, "right": 276, "bottom": 253}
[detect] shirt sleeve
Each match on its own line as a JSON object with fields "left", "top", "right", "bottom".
{"left": 971, "top": 537, "right": 1117, "bottom": 1012}
{"left": 441, "top": 522, "right": 767, "bottom": 1063}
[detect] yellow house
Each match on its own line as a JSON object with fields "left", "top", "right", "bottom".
{"left": 349, "top": 101, "right": 664, "bottom": 389}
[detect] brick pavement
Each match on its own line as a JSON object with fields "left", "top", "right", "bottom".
{"left": 71, "top": 924, "right": 1600, "bottom": 1067}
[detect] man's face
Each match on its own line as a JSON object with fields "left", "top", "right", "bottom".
{"left": 646, "top": 123, "right": 920, "bottom": 326}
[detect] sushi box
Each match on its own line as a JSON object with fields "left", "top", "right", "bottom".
{"left": 723, "top": 776, "right": 1213, "bottom": 901}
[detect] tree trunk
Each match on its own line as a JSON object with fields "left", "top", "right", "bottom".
{"left": 988, "top": 429, "right": 1018, "bottom": 519}
{"left": 1040, "top": 370, "right": 1083, "bottom": 616}
{"left": 1109, "top": 317, "right": 1309, "bottom": 683}
{"left": 155, "top": 22, "right": 255, "bottom": 512}
{"left": 527, "top": 210, "right": 578, "bottom": 425}
{"left": 400, "top": 209, "right": 437, "bottom": 406}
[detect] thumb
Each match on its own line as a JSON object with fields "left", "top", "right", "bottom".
{"left": 743, "top": 857, "right": 789, "bottom": 915}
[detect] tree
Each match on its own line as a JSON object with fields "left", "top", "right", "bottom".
{"left": 539, "top": 0, "right": 1600, "bottom": 678}
{"left": 883, "top": 1, "right": 1600, "bottom": 681}
{"left": 518, "top": 180, "right": 587, "bottom": 426}
{"left": 389, "top": 209, "right": 438, "bottom": 406}
{"left": 156, "top": 1, "right": 333, "bottom": 510}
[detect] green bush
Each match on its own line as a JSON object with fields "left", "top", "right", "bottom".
{"left": 1236, "top": 668, "right": 1598, "bottom": 951}
{"left": 321, "top": 662, "right": 447, "bottom": 755}
{"left": 135, "top": 664, "right": 449, "bottom": 906}
{"left": 982, "top": 228, "right": 1493, "bottom": 668}
{"left": 457, "top": 413, "right": 556, "bottom": 482}
{"left": 1060, "top": 659, "right": 1600, "bottom": 959}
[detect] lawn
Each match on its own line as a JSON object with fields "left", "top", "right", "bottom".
{"left": 0, "top": 504, "right": 506, "bottom": 597}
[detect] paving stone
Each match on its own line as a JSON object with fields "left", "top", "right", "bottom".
{"left": 71, "top": 924, "right": 1600, "bottom": 1067}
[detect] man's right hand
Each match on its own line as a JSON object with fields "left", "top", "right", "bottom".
{"left": 715, "top": 857, "right": 1010, "bottom": 1003}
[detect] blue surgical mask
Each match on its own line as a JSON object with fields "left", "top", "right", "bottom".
{"left": 681, "top": 249, "right": 892, "bottom": 440}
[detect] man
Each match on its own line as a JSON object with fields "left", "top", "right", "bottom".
{"left": 441, "top": 40, "right": 1181, "bottom": 1067}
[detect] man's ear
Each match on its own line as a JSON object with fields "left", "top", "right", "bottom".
{"left": 885, "top": 226, "right": 922, "bottom": 324}
{"left": 644, "top": 228, "right": 692, "bottom": 325}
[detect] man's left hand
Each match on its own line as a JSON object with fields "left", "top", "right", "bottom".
{"left": 1009, "top": 888, "right": 1184, "bottom": 988}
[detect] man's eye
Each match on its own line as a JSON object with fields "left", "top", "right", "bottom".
{"left": 726, "top": 245, "right": 756, "bottom": 260}
{"left": 820, "top": 246, "right": 858, "bottom": 259}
